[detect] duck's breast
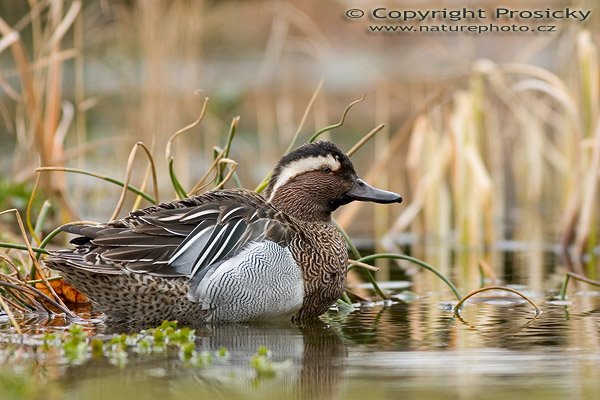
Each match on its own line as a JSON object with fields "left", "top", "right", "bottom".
{"left": 187, "top": 240, "right": 304, "bottom": 322}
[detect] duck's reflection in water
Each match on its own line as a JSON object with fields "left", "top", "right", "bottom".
{"left": 298, "top": 321, "right": 348, "bottom": 400}
{"left": 67, "top": 318, "right": 349, "bottom": 400}
{"left": 188, "top": 320, "right": 347, "bottom": 400}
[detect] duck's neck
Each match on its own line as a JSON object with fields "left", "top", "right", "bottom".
{"left": 269, "top": 192, "right": 332, "bottom": 223}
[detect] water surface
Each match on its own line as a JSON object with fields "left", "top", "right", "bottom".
{"left": 1, "top": 286, "right": 599, "bottom": 400}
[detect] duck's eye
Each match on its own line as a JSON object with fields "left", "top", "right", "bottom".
{"left": 321, "top": 166, "right": 333, "bottom": 174}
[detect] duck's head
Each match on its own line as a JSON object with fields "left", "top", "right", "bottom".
{"left": 264, "top": 141, "right": 402, "bottom": 222}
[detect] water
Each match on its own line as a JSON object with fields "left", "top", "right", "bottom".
{"left": 1, "top": 287, "right": 599, "bottom": 400}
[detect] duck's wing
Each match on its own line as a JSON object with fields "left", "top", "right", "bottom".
{"left": 51, "top": 189, "right": 295, "bottom": 278}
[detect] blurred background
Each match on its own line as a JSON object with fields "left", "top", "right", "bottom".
{"left": 0, "top": 0, "right": 599, "bottom": 291}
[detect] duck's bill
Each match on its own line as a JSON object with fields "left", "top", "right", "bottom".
{"left": 345, "top": 179, "right": 402, "bottom": 204}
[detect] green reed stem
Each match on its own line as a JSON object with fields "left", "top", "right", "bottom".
{"left": 255, "top": 81, "right": 323, "bottom": 193}
{"left": 559, "top": 274, "right": 570, "bottom": 300}
{"left": 217, "top": 117, "right": 239, "bottom": 185}
{"left": 356, "top": 253, "right": 462, "bottom": 301}
{"left": 165, "top": 96, "right": 209, "bottom": 199}
{"left": 223, "top": 117, "right": 239, "bottom": 159}
{"left": 359, "top": 270, "right": 386, "bottom": 299}
{"left": 559, "top": 272, "right": 600, "bottom": 300}
{"left": 256, "top": 94, "right": 367, "bottom": 192}
{"left": 168, "top": 158, "right": 188, "bottom": 200}
{"left": 33, "top": 225, "right": 64, "bottom": 264}
{"left": 478, "top": 263, "right": 485, "bottom": 288}
{"left": 36, "top": 167, "right": 156, "bottom": 204}
{"left": 308, "top": 94, "right": 367, "bottom": 143}
{"left": 341, "top": 291, "right": 353, "bottom": 306}
{"left": 212, "top": 146, "right": 223, "bottom": 187}
{"left": 0, "top": 242, "right": 49, "bottom": 255}
{"left": 231, "top": 171, "right": 243, "bottom": 188}
{"left": 333, "top": 220, "right": 361, "bottom": 260}
{"left": 284, "top": 79, "right": 324, "bottom": 154}
{"left": 333, "top": 220, "right": 388, "bottom": 299}
{"left": 33, "top": 200, "right": 51, "bottom": 240}
{"left": 254, "top": 172, "right": 270, "bottom": 194}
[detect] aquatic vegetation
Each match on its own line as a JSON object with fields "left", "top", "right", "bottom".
{"left": 0, "top": 319, "right": 294, "bottom": 400}
{"left": 39, "top": 321, "right": 199, "bottom": 365}
{"left": 250, "top": 345, "right": 277, "bottom": 378}
{"left": 32, "top": 319, "right": 287, "bottom": 379}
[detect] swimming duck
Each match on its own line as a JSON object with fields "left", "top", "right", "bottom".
{"left": 46, "top": 141, "right": 402, "bottom": 324}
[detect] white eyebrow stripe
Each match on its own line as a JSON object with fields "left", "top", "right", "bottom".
{"left": 267, "top": 155, "right": 340, "bottom": 202}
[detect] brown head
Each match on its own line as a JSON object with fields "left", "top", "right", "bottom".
{"left": 264, "top": 141, "right": 402, "bottom": 222}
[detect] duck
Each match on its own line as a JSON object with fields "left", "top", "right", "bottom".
{"left": 45, "top": 141, "right": 402, "bottom": 324}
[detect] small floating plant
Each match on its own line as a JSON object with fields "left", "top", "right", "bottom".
{"left": 37, "top": 320, "right": 279, "bottom": 378}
